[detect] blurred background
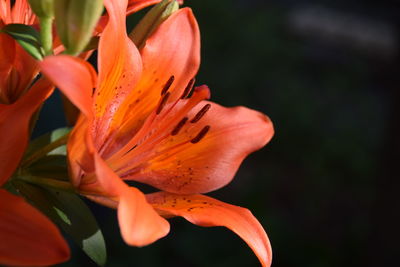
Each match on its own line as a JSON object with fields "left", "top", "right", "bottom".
{"left": 37, "top": 0, "right": 399, "bottom": 266}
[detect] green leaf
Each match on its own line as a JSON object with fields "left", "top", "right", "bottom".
{"left": 25, "top": 127, "right": 71, "bottom": 158}
{"left": 1, "top": 24, "right": 44, "bottom": 60}
{"left": 13, "top": 180, "right": 107, "bottom": 266}
{"left": 26, "top": 155, "right": 69, "bottom": 181}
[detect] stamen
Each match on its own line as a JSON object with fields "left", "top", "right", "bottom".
{"left": 156, "top": 92, "right": 170, "bottom": 115}
{"left": 190, "top": 104, "right": 211, "bottom": 123}
{"left": 191, "top": 125, "right": 211, "bottom": 143}
{"left": 181, "top": 78, "right": 195, "bottom": 99}
{"left": 161, "top": 75, "right": 175, "bottom": 95}
{"left": 171, "top": 117, "right": 188, "bottom": 136}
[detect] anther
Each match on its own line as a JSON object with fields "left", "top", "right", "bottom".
{"left": 191, "top": 125, "right": 210, "bottom": 143}
{"left": 156, "top": 92, "right": 170, "bottom": 114}
{"left": 171, "top": 117, "right": 188, "bottom": 136}
{"left": 161, "top": 75, "right": 175, "bottom": 95}
{"left": 181, "top": 78, "right": 195, "bottom": 99}
{"left": 190, "top": 104, "right": 211, "bottom": 123}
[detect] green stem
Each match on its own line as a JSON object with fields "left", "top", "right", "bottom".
{"left": 22, "top": 132, "right": 70, "bottom": 167}
{"left": 40, "top": 16, "right": 53, "bottom": 56}
{"left": 17, "top": 175, "right": 75, "bottom": 192}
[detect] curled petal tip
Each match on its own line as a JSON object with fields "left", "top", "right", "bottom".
{"left": 147, "top": 192, "right": 272, "bottom": 266}
{"left": 118, "top": 187, "right": 170, "bottom": 247}
{"left": 194, "top": 85, "right": 211, "bottom": 99}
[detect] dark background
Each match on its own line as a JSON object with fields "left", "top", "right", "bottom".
{"left": 38, "top": 0, "right": 400, "bottom": 266}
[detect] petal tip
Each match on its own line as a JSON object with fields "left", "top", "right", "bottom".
{"left": 117, "top": 187, "right": 170, "bottom": 247}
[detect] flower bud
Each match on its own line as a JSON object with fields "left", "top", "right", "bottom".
{"left": 28, "top": 0, "right": 54, "bottom": 18}
{"left": 129, "top": 0, "right": 179, "bottom": 49}
{"left": 54, "top": 0, "right": 104, "bottom": 55}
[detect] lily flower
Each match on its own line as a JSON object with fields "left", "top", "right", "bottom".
{"left": 0, "top": 0, "right": 54, "bottom": 184}
{"left": 40, "top": 0, "right": 273, "bottom": 266}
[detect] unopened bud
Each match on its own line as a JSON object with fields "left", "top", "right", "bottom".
{"left": 129, "top": 0, "right": 179, "bottom": 49}
{"left": 54, "top": 0, "right": 104, "bottom": 55}
{"left": 28, "top": 0, "right": 54, "bottom": 18}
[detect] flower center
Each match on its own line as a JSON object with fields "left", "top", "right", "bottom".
{"left": 107, "top": 76, "right": 212, "bottom": 179}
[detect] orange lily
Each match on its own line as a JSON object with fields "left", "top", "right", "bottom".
{"left": 0, "top": 2, "right": 70, "bottom": 265}
{"left": 0, "top": 0, "right": 54, "bottom": 184}
{"left": 40, "top": 0, "right": 273, "bottom": 266}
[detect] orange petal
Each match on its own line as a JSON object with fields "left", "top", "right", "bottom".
{"left": 140, "top": 8, "right": 200, "bottom": 101}
{"left": 0, "top": 189, "right": 69, "bottom": 266}
{"left": 0, "top": 1, "right": 11, "bottom": 22}
{"left": 11, "top": 44, "right": 39, "bottom": 103}
{"left": 0, "top": 33, "right": 38, "bottom": 104}
{"left": 39, "top": 55, "right": 97, "bottom": 185}
{"left": 0, "top": 33, "right": 15, "bottom": 104}
{"left": 118, "top": 186, "right": 170, "bottom": 247}
{"left": 124, "top": 101, "right": 274, "bottom": 194}
{"left": 0, "top": 77, "right": 53, "bottom": 185}
{"left": 94, "top": 0, "right": 143, "bottom": 146}
{"left": 68, "top": 121, "right": 171, "bottom": 247}
{"left": 103, "top": 8, "right": 200, "bottom": 155}
{"left": 127, "top": 0, "right": 161, "bottom": 14}
{"left": 11, "top": 0, "right": 35, "bottom": 24}
{"left": 0, "top": 33, "right": 15, "bottom": 73}
{"left": 39, "top": 55, "right": 96, "bottom": 119}
{"left": 67, "top": 117, "right": 96, "bottom": 188}
{"left": 147, "top": 192, "right": 272, "bottom": 267}
{"left": 91, "top": 143, "right": 171, "bottom": 247}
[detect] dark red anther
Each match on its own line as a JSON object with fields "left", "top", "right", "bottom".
{"left": 161, "top": 75, "right": 175, "bottom": 95}
{"left": 190, "top": 104, "right": 211, "bottom": 123}
{"left": 191, "top": 125, "right": 210, "bottom": 143}
{"left": 156, "top": 92, "right": 170, "bottom": 114}
{"left": 171, "top": 117, "right": 188, "bottom": 136}
{"left": 180, "top": 78, "right": 195, "bottom": 99}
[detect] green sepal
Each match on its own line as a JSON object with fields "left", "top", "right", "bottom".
{"left": 129, "top": 0, "right": 179, "bottom": 49}
{"left": 54, "top": 0, "right": 104, "bottom": 55}
{"left": 28, "top": 0, "right": 54, "bottom": 18}
{"left": 1, "top": 24, "right": 44, "bottom": 60}
{"left": 12, "top": 180, "right": 107, "bottom": 266}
